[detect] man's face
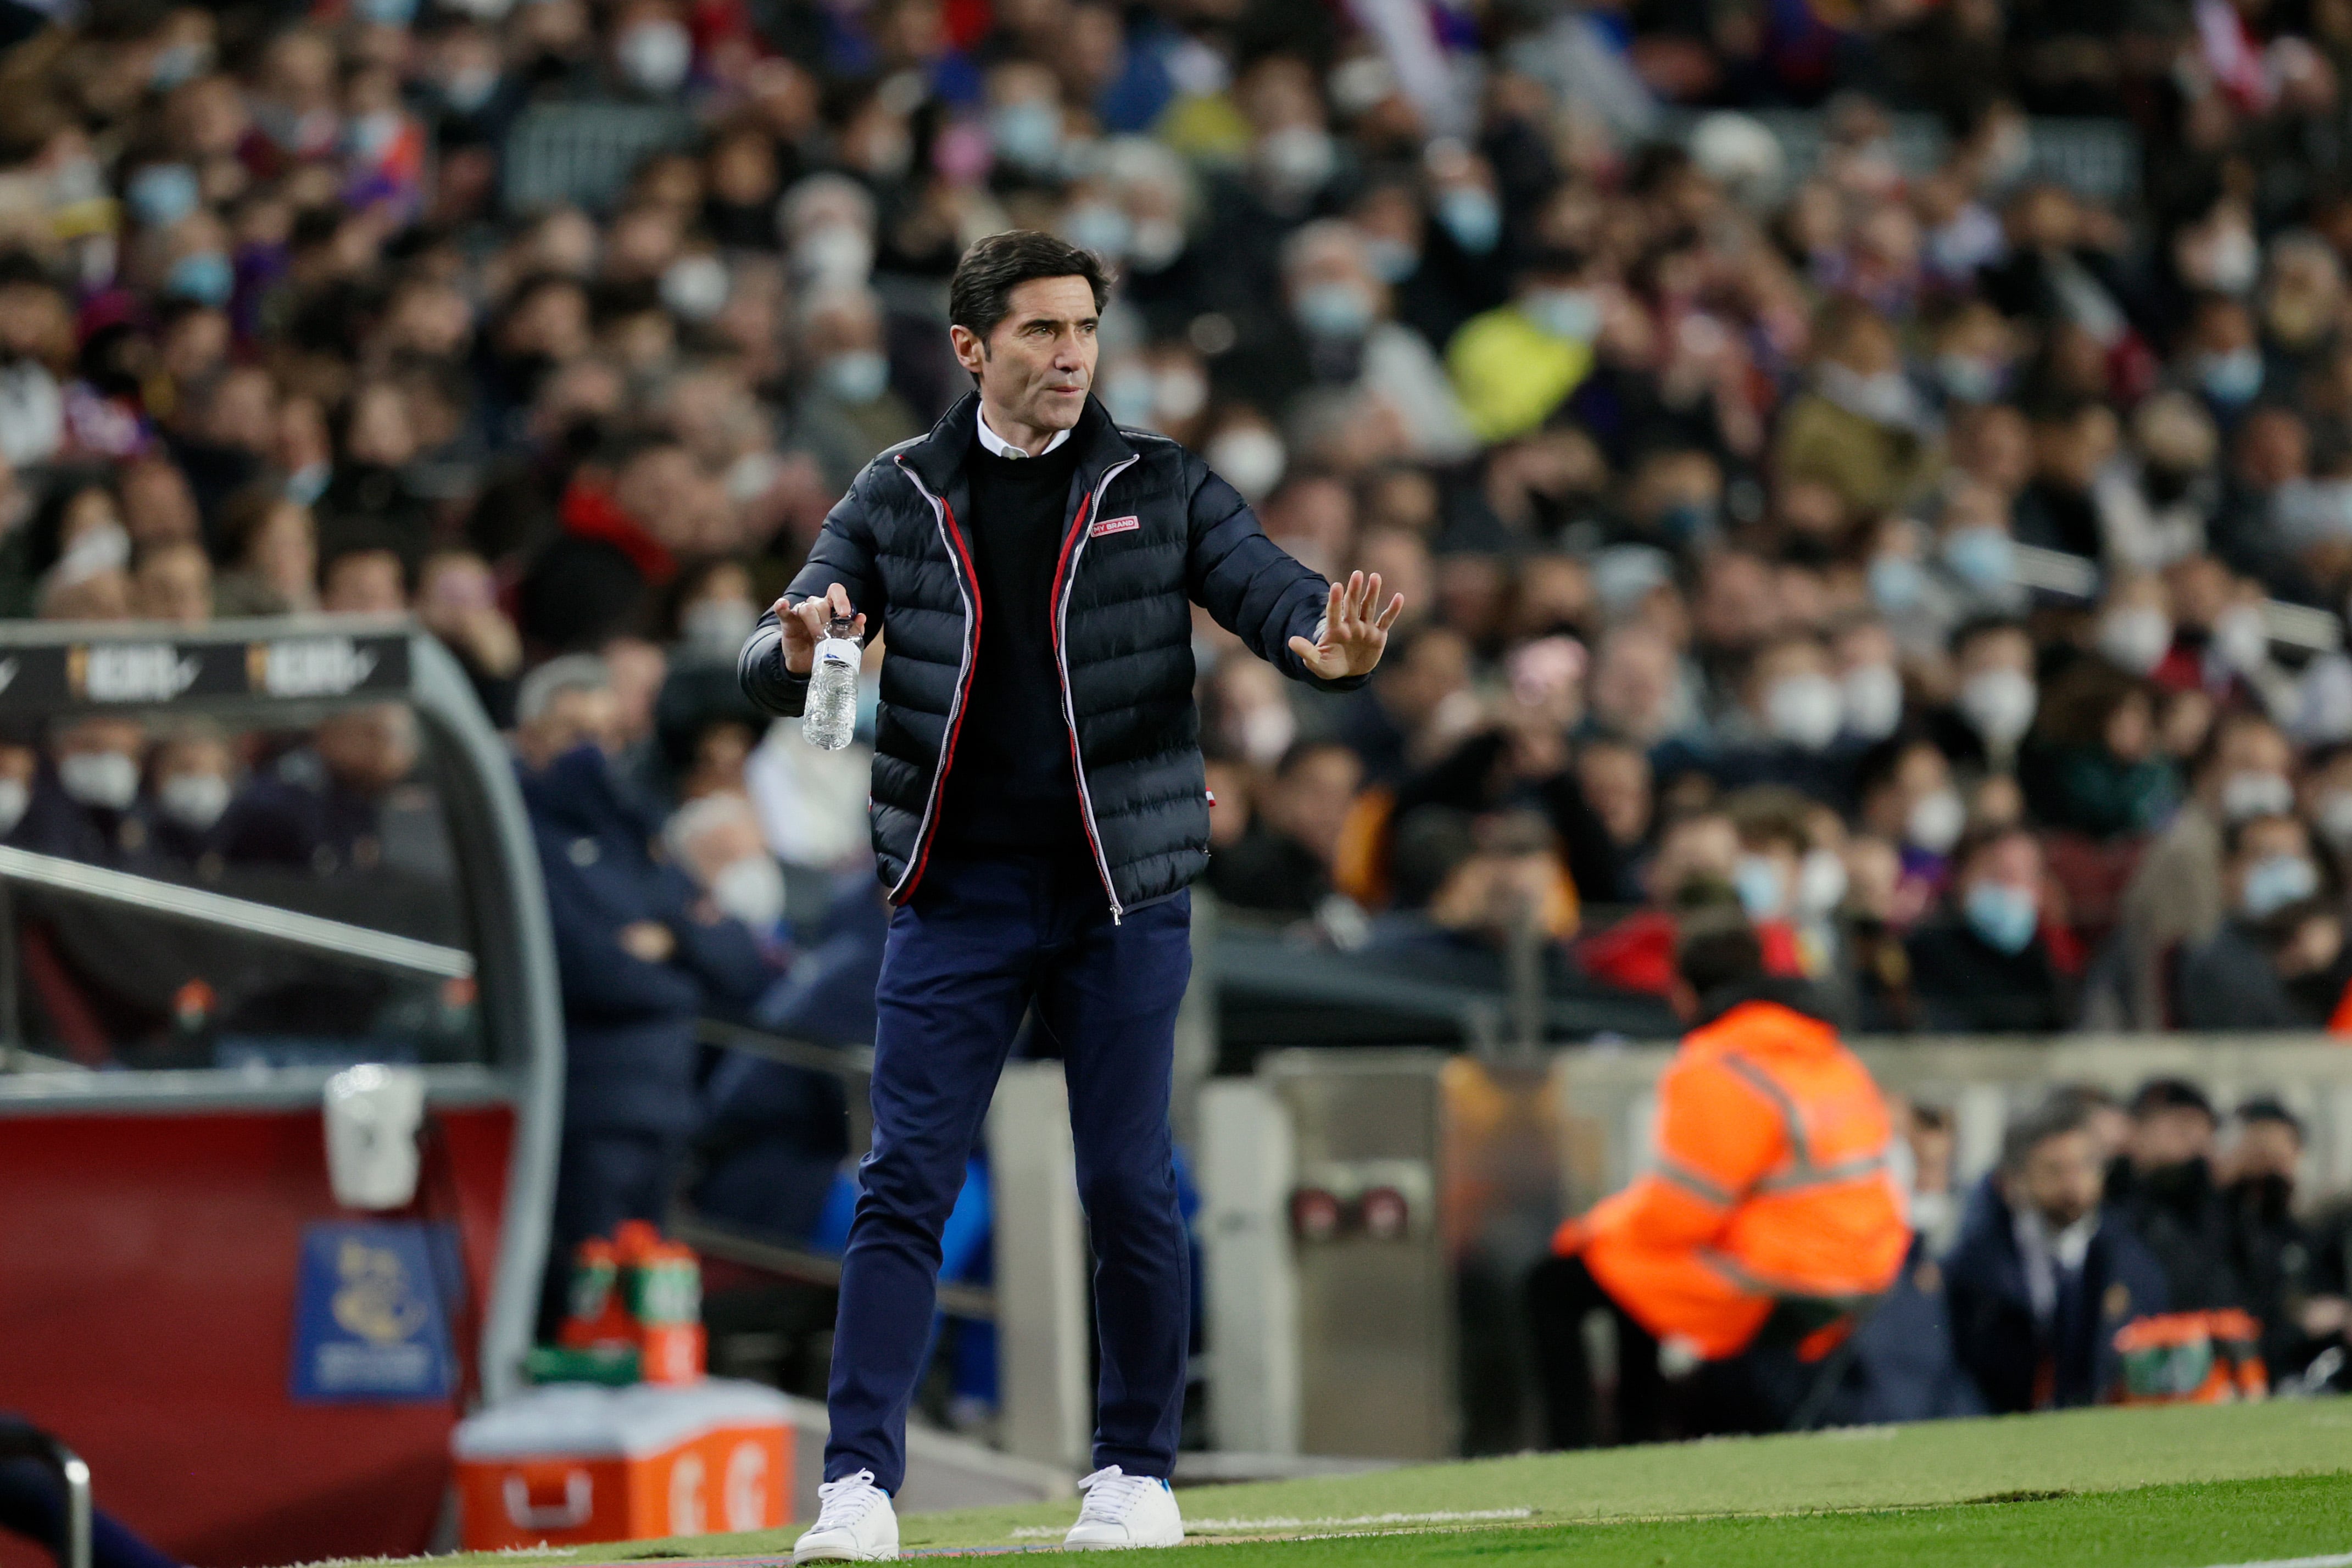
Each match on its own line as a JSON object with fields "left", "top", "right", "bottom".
{"left": 2231, "top": 1118, "right": 2303, "bottom": 1184}
{"left": 952, "top": 275, "right": 1099, "bottom": 438}
{"left": 2014, "top": 1129, "right": 2103, "bottom": 1231}
{"left": 521, "top": 685, "right": 619, "bottom": 768}
{"left": 2131, "top": 1106, "right": 2216, "bottom": 1172}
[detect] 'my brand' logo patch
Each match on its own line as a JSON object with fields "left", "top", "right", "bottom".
{"left": 1089, "top": 515, "right": 1141, "bottom": 538}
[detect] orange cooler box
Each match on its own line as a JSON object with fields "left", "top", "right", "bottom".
{"left": 454, "top": 1380, "right": 794, "bottom": 1550}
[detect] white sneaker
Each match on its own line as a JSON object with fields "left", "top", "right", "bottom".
{"left": 1063, "top": 1466, "right": 1184, "bottom": 1549}
{"left": 792, "top": 1470, "right": 899, "bottom": 1563}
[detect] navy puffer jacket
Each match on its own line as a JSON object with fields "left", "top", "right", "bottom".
{"left": 740, "top": 392, "right": 1362, "bottom": 918}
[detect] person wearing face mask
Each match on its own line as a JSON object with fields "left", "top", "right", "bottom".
{"left": 1905, "top": 823, "right": 2072, "bottom": 1033}
{"left": 1930, "top": 617, "right": 2039, "bottom": 772}
{"left": 1671, "top": 633, "right": 1861, "bottom": 806}
{"left": 515, "top": 656, "right": 778, "bottom": 1337}
{"left": 668, "top": 559, "right": 765, "bottom": 667}
{"left": 1944, "top": 1095, "right": 2171, "bottom": 1413}
{"left": 2175, "top": 813, "right": 2349, "bottom": 1030}
{"left": 24, "top": 717, "right": 148, "bottom": 865}
{"left": 1445, "top": 248, "right": 1601, "bottom": 444}
{"left": 2108, "top": 1080, "right": 2251, "bottom": 1319}
{"left": 2106, "top": 711, "right": 2296, "bottom": 1028}
{"left": 790, "top": 283, "right": 921, "bottom": 496}
{"left": 1773, "top": 297, "right": 1944, "bottom": 521}
{"left": 137, "top": 725, "right": 238, "bottom": 873}
{"left": 2220, "top": 1100, "right": 2326, "bottom": 1388}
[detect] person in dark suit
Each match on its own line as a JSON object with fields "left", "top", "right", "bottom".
{"left": 515, "top": 654, "right": 777, "bottom": 1334}
{"left": 1946, "top": 1093, "right": 2170, "bottom": 1411}
{"left": 1905, "top": 823, "right": 2074, "bottom": 1033}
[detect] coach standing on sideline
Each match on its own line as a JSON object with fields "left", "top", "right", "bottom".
{"left": 741, "top": 230, "right": 1400, "bottom": 1561}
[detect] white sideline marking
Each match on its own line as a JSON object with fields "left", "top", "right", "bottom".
{"left": 2196, "top": 1556, "right": 2352, "bottom": 1568}
{"left": 1006, "top": 1506, "right": 1534, "bottom": 1539}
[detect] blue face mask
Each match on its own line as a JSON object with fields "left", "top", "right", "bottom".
{"left": 2243, "top": 853, "right": 2318, "bottom": 919}
{"left": 1658, "top": 500, "right": 1718, "bottom": 544}
{"left": 2198, "top": 348, "right": 2264, "bottom": 406}
{"left": 819, "top": 349, "right": 889, "bottom": 405}
{"left": 1936, "top": 353, "right": 2003, "bottom": 404}
{"left": 1523, "top": 287, "right": 1599, "bottom": 342}
{"left": 1296, "top": 281, "right": 1374, "bottom": 341}
{"left": 128, "top": 164, "right": 200, "bottom": 228}
{"left": 1868, "top": 553, "right": 1926, "bottom": 612}
{"left": 989, "top": 99, "right": 1062, "bottom": 172}
{"left": 359, "top": 0, "right": 417, "bottom": 23}
{"left": 1942, "top": 526, "right": 2015, "bottom": 590}
{"left": 1437, "top": 187, "right": 1501, "bottom": 255}
{"left": 1733, "top": 855, "right": 1786, "bottom": 920}
{"left": 1102, "top": 374, "right": 1155, "bottom": 427}
{"left": 165, "top": 250, "right": 234, "bottom": 307}
{"left": 1964, "top": 880, "right": 2039, "bottom": 955}
{"left": 1061, "top": 203, "right": 1130, "bottom": 261}
{"left": 1362, "top": 237, "right": 1417, "bottom": 284}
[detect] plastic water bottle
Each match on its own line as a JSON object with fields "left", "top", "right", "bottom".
{"left": 802, "top": 615, "right": 862, "bottom": 751}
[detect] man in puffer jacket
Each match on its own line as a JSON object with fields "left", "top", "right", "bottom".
{"left": 742, "top": 230, "right": 1399, "bottom": 1560}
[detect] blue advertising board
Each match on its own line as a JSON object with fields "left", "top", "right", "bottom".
{"left": 289, "top": 1220, "right": 459, "bottom": 1402}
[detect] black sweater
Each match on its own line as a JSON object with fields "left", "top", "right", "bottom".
{"left": 937, "top": 435, "right": 1090, "bottom": 856}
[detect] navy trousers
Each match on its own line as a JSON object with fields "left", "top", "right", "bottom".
{"left": 823, "top": 851, "right": 1192, "bottom": 1493}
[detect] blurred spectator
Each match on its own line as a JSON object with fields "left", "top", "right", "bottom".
{"left": 1945, "top": 1093, "right": 2170, "bottom": 1413}
{"left": 514, "top": 654, "right": 776, "bottom": 1332}
{"left": 1906, "top": 824, "right": 2072, "bottom": 1033}
{"left": 2174, "top": 814, "right": 2350, "bottom": 1029}
{"left": 2108, "top": 1079, "right": 2247, "bottom": 1315}
{"left": 1206, "top": 741, "right": 1361, "bottom": 919}
{"left": 2220, "top": 1098, "right": 2321, "bottom": 1382}
{"left": 214, "top": 705, "right": 418, "bottom": 874}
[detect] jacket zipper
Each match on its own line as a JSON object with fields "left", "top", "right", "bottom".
{"left": 888, "top": 455, "right": 982, "bottom": 906}
{"left": 1050, "top": 453, "right": 1141, "bottom": 923}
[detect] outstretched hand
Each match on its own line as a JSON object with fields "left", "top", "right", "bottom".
{"left": 1289, "top": 571, "right": 1404, "bottom": 681}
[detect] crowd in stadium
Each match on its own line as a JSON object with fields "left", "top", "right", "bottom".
{"left": 9, "top": 0, "right": 2352, "bottom": 1043}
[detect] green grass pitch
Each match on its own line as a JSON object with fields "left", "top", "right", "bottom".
{"left": 423, "top": 1401, "right": 2352, "bottom": 1565}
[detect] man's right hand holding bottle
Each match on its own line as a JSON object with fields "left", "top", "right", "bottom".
{"left": 775, "top": 583, "right": 867, "bottom": 675}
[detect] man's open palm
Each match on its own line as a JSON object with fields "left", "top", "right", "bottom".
{"left": 1290, "top": 571, "right": 1405, "bottom": 680}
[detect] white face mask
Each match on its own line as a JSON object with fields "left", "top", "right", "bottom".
{"left": 660, "top": 253, "right": 729, "bottom": 321}
{"left": 617, "top": 18, "right": 693, "bottom": 95}
{"left": 683, "top": 597, "right": 759, "bottom": 660}
{"left": 158, "top": 772, "right": 232, "bottom": 831}
{"left": 792, "top": 225, "right": 873, "bottom": 286}
{"left": 1128, "top": 218, "right": 1185, "bottom": 272}
{"left": 2098, "top": 606, "right": 2172, "bottom": 674}
{"left": 1207, "top": 428, "right": 1286, "bottom": 501}
{"left": 1238, "top": 702, "right": 1296, "bottom": 766}
{"left": 1908, "top": 786, "right": 1965, "bottom": 853}
{"left": 0, "top": 778, "right": 28, "bottom": 837}
{"left": 1764, "top": 672, "right": 1844, "bottom": 751}
{"left": 1797, "top": 846, "right": 1848, "bottom": 917}
{"left": 2213, "top": 604, "right": 2270, "bottom": 675}
{"left": 59, "top": 750, "right": 140, "bottom": 811}
{"left": 710, "top": 852, "right": 785, "bottom": 929}
{"left": 2221, "top": 769, "right": 2295, "bottom": 822}
{"left": 1256, "top": 125, "right": 1335, "bottom": 192}
{"left": 1958, "top": 668, "right": 2037, "bottom": 747}
{"left": 1841, "top": 663, "right": 1904, "bottom": 740}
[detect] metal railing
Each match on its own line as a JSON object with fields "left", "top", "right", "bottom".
{"left": 0, "top": 1422, "right": 90, "bottom": 1568}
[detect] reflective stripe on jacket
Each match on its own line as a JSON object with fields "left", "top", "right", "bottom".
{"left": 1555, "top": 998, "right": 1909, "bottom": 1359}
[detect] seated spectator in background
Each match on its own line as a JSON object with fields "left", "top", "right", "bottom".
{"left": 416, "top": 549, "right": 523, "bottom": 726}
{"left": 1371, "top": 811, "right": 1580, "bottom": 975}
{"left": 130, "top": 541, "right": 212, "bottom": 626}
{"left": 2019, "top": 663, "right": 2178, "bottom": 840}
{"left": 2108, "top": 710, "right": 2296, "bottom": 1026}
{"left": 664, "top": 793, "right": 787, "bottom": 941}
{"left": 2221, "top": 1099, "right": 2321, "bottom": 1383}
{"left": 1572, "top": 737, "right": 1652, "bottom": 906}
{"left": 2109, "top": 1079, "right": 2248, "bottom": 1315}
{"left": 1927, "top": 617, "right": 2041, "bottom": 775}
{"left": 1854, "top": 734, "right": 1965, "bottom": 923}
{"left": 138, "top": 723, "right": 237, "bottom": 873}
{"left": 215, "top": 705, "right": 419, "bottom": 875}
{"left": 23, "top": 718, "right": 146, "bottom": 863}
{"left": 1205, "top": 741, "right": 1362, "bottom": 919}
{"left": 1828, "top": 1101, "right": 1982, "bottom": 1425}
{"left": 1578, "top": 807, "right": 1759, "bottom": 996}
{"left": 1337, "top": 624, "right": 1474, "bottom": 786}
{"left": 2175, "top": 813, "right": 2350, "bottom": 1029}
{"left": 1656, "top": 630, "right": 1858, "bottom": 803}
{"left": 320, "top": 544, "right": 410, "bottom": 614}
{"left": 514, "top": 654, "right": 776, "bottom": 1334}
{"left": 1907, "top": 824, "right": 2073, "bottom": 1033}
{"left": 1945, "top": 1094, "right": 2170, "bottom": 1413}
{"left": 1772, "top": 296, "right": 1943, "bottom": 521}
{"left": 211, "top": 488, "right": 321, "bottom": 617}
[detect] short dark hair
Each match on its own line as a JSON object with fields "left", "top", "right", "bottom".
{"left": 2002, "top": 1092, "right": 2093, "bottom": 1173}
{"left": 2131, "top": 1076, "right": 2216, "bottom": 1124}
{"left": 948, "top": 231, "right": 1111, "bottom": 342}
{"left": 1674, "top": 908, "right": 1764, "bottom": 997}
{"left": 2237, "top": 1096, "right": 2306, "bottom": 1141}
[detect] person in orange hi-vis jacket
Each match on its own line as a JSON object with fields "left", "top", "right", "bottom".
{"left": 1525, "top": 910, "right": 1910, "bottom": 1447}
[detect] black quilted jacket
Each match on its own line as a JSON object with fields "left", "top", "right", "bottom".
{"left": 739, "top": 391, "right": 1362, "bottom": 919}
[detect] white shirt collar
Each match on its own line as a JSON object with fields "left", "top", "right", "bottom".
{"left": 976, "top": 406, "right": 1071, "bottom": 459}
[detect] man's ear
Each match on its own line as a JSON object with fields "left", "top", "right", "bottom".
{"left": 949, "top": 323, "right": 989, "bottom": 377}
